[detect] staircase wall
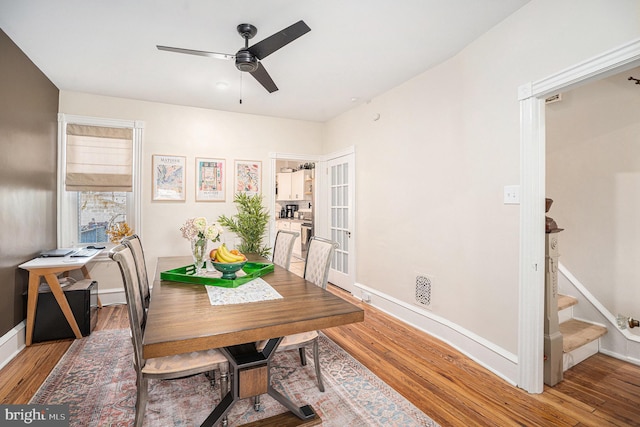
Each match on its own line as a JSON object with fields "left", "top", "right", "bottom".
{"left": 546, "top": 70, "right": 640, "bottom": 330}
{"left": 558, "top": 264, "right": 640, "bottom": 366}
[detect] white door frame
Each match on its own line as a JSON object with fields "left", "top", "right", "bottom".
{"left": 518, "top": 38, "right": 640, "bottom": 393}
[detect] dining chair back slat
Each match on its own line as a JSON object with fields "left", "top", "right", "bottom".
{"left": 110, "top": 244, "right": 229, "bottom": 427}
{"left": 121, "top": 234, "right": 150, "bottom": 308}
{"left": 272, "top": 230, "right": 299, "bottom": 270}
{"left": 303, "top": 236, "right": 339, "bottom": 289}
{"left": 255, "top": 235, "right": 339, "bottom": 411}
{"left": 110, "top": 244, "right": 147, "bottom": 367}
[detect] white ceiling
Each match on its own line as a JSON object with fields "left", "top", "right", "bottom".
{"left": 0, "top": 0, "right": 530, "bottom": 122}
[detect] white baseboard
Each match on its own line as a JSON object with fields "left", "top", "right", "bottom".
{"left": 0, "top": 321, "right": 26, "bottom": 371}
{"left": 600, "top": 347, "right": 640, "bottom": 366}
{"left": 97, "top": 288, "right": 126, "bottom": 306}
{"left": 353, "top": 282, "right": 518, "bottom": 386}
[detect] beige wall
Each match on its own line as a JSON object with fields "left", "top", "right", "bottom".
{"left": 323, "top": 0, "right": 640, "bottom": 354}
{"left": 59, "top": 92, "right": 324, "bottom": 292}
{"left": 547, "top": 70, "right": 640, "bottom": 331}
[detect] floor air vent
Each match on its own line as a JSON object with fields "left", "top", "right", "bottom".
{"left": 415, "top": 275, "right": 432, "bottom": 307}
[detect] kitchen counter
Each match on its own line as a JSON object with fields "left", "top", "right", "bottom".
{"left": 276, "top": 218, "right": 309, "bottom": 224}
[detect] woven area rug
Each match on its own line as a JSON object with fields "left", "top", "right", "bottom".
{"left": 31, "top": 329, "right": 437, "bottom": 426}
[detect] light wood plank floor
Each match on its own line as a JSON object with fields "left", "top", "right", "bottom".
{"left": 2, "top": 276, "right": 640, "bottom": 426}
{"left": 323, "top": 286, "right": 640, "bottom": 426}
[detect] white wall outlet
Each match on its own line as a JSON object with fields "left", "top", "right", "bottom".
{"left": 504, "top": 185, "right": 520, "bottom": 204}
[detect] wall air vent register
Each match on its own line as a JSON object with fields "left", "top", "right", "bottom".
{"left": 415, "top": 275, "right": 432, "bottom": 307}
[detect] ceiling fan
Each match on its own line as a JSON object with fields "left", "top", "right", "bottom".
{"left": 157, "top": 20, "right": 311, "bottom": 93}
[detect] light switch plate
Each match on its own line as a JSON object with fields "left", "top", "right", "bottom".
{"left": 504, "top": 185, "right": 520, "bottom": 204}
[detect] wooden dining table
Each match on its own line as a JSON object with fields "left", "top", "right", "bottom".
{"left": 145, "top": 256, "right": 364, "bottom": 427}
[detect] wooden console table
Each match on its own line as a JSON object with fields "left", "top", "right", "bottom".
{"left": 19, "top": 251, "right": 101, "bottom": 346}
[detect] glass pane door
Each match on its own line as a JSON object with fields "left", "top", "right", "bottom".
{"left": 328, "top": 153, "right": 354, "bottom": 291}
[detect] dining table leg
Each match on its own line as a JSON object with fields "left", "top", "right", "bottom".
{"left": 267, "top": 386, "right": 316, "bottom": 419}
{"left": 200, "top": 337, "right": 318, "bottom": 427}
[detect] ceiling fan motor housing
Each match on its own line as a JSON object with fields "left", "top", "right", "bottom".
{"left": 235, "top": 49, "right": 258, "bottom": 72}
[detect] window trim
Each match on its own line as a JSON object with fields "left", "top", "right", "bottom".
{"left": 57, "top": 114, "right": 143, "bottom": 248}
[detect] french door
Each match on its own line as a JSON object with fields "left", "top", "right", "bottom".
{"left": 327, "top": 152, "right": 355, "bottom": 292}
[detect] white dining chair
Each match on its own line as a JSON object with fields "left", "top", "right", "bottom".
{"left": 256, "top": 236, "right": 338, "bottom": 404}
{"left": 272, "top": 230, "right": 299, "bottom": 270}
{"left": 121, "top": 234, "right": 150, "bottom": 308}
{"left": 109, "top": 244, "right": 229, "bottom": 427}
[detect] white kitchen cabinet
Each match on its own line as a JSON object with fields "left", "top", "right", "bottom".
{"left": 291, "top": 170, "right": 305, "bottom": 201}
{"left": 276, "top": 220, "right": 290, "bottom": 231}
{"left": 277, "top": 170, "right": 311, "bottom": 201}
{"left": 276, "top": 173, "right": 292, "bottom": 201}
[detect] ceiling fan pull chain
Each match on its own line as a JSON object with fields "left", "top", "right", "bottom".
{"left": 239, "top": 72, "right": 243, "bottom": 104}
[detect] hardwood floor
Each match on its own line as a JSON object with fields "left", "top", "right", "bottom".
{"left": 2, "top": 279, "right": 639, "bottom": 426}
{"left": 323, "top": 285, "right": 640, "bottom": 427}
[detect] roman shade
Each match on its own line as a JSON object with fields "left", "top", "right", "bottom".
{"left": 65, "top": 124, "right": 133, "bottom": 192}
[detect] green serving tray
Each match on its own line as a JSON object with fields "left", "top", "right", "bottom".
{"left": 160, "top": 262, "right": 274, "bottom": 288}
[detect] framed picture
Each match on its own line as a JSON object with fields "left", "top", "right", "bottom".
{"left": 152, "top": 155, "right": 186, "bottom": 201}
{"left": 196, "top": 158, "right": 225, "bottom": 202}
{"left": 234, "top": 160, "right": 262, "bottom": 196}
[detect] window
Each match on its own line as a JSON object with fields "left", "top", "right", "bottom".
{"left": 77, "top": 191, "right": 129, "bottom": 244}
{"left": 57, "top": 114, "right": 143, "bottom": 248}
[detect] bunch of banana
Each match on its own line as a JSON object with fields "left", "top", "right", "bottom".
{"left": 213, "top": 243, "right": 246, "bottom": 263}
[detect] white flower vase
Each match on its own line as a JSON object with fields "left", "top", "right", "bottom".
{"left": 191, "top": 238, "right": 208, "bottom": 275}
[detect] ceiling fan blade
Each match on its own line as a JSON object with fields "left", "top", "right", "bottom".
{"left": 156, "top": 45, "right": 234, "bottom": 60}
{"left": 248, "top": 20, "right": 311, "bottom": 60}
{"left": 250, "top": 62, "right": 278, "bottom": 93}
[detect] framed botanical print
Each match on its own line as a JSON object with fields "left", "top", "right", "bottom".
{"left": 196, "top": 158, "right": 225, "bottom": 202}
{"left": 152, "top": 154, "right": 186, "bottom": 201}
{"left": 234, "top": 160, "right": 261, "bottom": 196}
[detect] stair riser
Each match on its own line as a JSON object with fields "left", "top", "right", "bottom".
{"left": 558, "top": 307, "right": 572, "bottom": 324}
{"left": 563, "top": 339, "right": 599, "bottom": 371}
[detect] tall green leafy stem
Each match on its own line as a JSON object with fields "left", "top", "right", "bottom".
{"left": 217, "top": 193, "right": 271, "bottom": 257}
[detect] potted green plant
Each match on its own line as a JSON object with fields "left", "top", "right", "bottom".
{"left": 218, "top": 193, "right": 271, "bottom": 257}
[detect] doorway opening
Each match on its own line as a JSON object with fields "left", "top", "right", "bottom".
{"left": 271, "top": 156, "right": 318, "bottom": 277}
{"left": 518, "top": 38, "right": 640, "bottom": 393}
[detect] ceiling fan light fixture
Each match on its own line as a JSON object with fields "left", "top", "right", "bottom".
{"left": 235, "top": 50, "right": 258, "bottom": 72}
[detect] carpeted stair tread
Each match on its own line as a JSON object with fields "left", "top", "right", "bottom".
{"left": 557, "top": 294, "right": 578, "bottom": 311}
{"left": 560, "top": 319, "right": 607, "bottom": 353}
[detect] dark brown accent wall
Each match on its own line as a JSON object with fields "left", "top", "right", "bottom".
{"left": 0, "top": 28, "right": 59, "bottom": 335}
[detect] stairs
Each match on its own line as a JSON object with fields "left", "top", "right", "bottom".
{"left": 557, "top": 294, "right": 608, "bottom": 371}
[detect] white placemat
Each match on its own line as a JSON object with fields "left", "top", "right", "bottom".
{"left": 205, "top": 277, "right": 283, "bottom": 306}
